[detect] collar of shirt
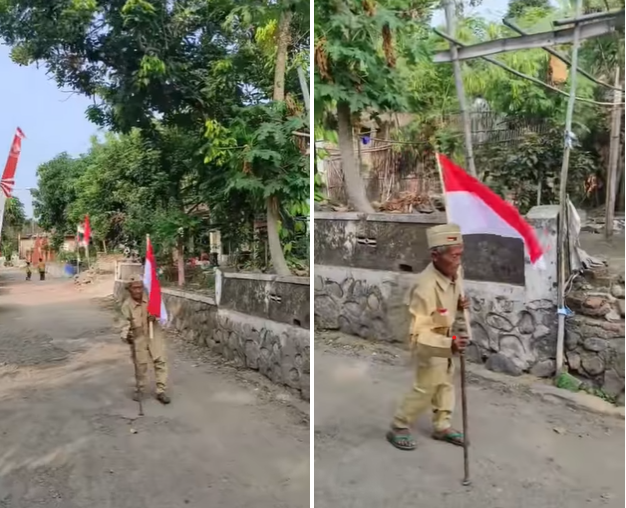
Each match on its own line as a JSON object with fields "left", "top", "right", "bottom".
{"left": 429, "top": 263, "right": 459, "bottom": 292}
{"left": 131, "top": 296, "right": 148, "bottom": 307}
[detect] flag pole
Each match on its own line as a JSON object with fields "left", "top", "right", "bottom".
{"left": 76, "top": 229, "right": 81, "bottom": 277}
{"left": 146, "top": 234, "right": 154, "bottom": 341}
{"left": 435, "top": 153, "right": 472, "bottom": 487}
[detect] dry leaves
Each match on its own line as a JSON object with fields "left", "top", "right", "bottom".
{"left": 382, "top": 24, "right": 396, "bottom": 68}
{"left": 315, "top": 38, "right": 332, "bottom": 82}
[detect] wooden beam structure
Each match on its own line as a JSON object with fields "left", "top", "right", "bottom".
{"left": 442, "top": 0, "right": 477, "bottom": 178}
{"left": 553, "top": 9, "right": 624, "bottom": 26}
{"left": 502, "top": 19, "right": 625, "bottom": 93}
{"left": 434, "top": 16, "right": 623, "bottom": 63}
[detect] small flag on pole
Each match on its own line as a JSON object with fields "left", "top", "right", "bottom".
{"left": 143, "top": 236, "right": 168, "bottom": 324}
{"left": 436, "top": 154, "right": 545, "bottom": 268}
{"left": 83, "top": 215, "right": 91, "bottom": 246}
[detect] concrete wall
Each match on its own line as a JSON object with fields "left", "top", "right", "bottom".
{"left": 314, "top": 207, "right": 560, "bottom": 377}
{"left": 114, "top": 270, "right": 310, "bottom": 400}
{"left": 116, "top": 261, "right": 143, "bottom": 281}
{"left": 46, "top": 262, "right": 73, "bottom": 278}
{"left": 219, "top": 272, "right": 310, "bottom": 329}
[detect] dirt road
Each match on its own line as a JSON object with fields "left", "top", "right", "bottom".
{"left": 0, "top": 269, "right": 309, "bottom": 508}
{"left": 314, "top": 334, "right": 624, "bottom": 508}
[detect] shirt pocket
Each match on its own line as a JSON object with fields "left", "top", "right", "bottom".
{"left": 431, "top": 308, "right": 453, "bottom": 334}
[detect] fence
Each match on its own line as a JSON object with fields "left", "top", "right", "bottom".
{"left": 320, "top": 111, "right": 550, "bottom": 205}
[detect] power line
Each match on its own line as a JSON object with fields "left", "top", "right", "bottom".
{"left": 433, "top": 28, "right": 624, "bottom": 107}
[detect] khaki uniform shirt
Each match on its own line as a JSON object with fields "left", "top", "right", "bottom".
{"left": 120, "top": 296, "right": 165, "bottom": 359}
{"left": 407, "top": 263, "right": 465, "bottom": 361}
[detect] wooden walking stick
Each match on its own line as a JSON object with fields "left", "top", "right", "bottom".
{"left": 458, "top": 299, "right": 472, "bottom": 487}
{"left": 459, "top": 352, "right": 470, "bottom": 486}
{"left": 452, "top": 278, "right": 472, "bottom": 487}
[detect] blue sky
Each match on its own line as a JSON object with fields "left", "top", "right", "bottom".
{"left": 432, "top": 0, "right": 509, "bottom": 25}
{"left": 0, "top": 45, "right": 100, "bottom": 217}
{"left": 0, "top": 0, "right": 507, "bottom": 218}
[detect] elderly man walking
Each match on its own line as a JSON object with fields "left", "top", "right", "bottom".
{"left": 386, "top": 223, "right": 470, "bottom": 451}
{"left": 120, "top": 276, "right": 171, "bottom": 404}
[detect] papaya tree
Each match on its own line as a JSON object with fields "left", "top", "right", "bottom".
{"left": 314, "top": 0, "right": 437, "bottom": 212}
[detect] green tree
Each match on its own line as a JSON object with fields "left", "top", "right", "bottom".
{"left": 1, "top": 196, "right": 26, "bottom": 258}
{"left": 505, "top": 0, "right": 552, "bottom": 19}
{"left": 1, "top": 0, "right": 311, "bottom": 276}
{"left": 314, "top": 0, "right": 437, "bottom": 212}
{"left": 31, "top": 153, "right": 86, "bottom": 249}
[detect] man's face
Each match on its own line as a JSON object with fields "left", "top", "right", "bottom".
{"left": 129, "top": 282, "right": 144, "bottom": 301}
{"left": 432, "top": 244, "right": 464, "bottom": 279}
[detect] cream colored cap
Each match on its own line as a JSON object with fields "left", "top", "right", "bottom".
{"left": 426, "top": 223, "right": 463, "bottom": 249}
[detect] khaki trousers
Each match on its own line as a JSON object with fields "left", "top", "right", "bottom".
{"left": 393, "top": 357, "right": 455, "bottom": 432}
{"left": 132, "top": 336, "right": 168, "bottom": 394}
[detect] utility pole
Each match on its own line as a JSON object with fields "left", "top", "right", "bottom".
{"left": 442, "top": 0, "right": 477, "bottom": 178}
{"left": 555, "top": 0, "right": 583, "bottom": 374}
{"left": 604, "top": 66, "right": 623, "bottom": 239}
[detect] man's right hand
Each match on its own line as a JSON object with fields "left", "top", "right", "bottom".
{"left": 451, "top": 335, "right": 470, "bottom": 354}
{"left": 120, "top": 328, "right": 133, "bottom": 344}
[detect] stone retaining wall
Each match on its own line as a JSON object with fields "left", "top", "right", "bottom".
{"left": 563, "top": 280, "right": 625, "bottom": 404}
{"left": 314, "top": 208, "right": 625, "bottom": 404}
{"left": 114, "top": 270, "right": 310, "bottom": 400}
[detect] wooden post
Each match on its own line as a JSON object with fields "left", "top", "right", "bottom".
{"left": 604, "top": 66, "right": 623, "bottom": 239}
{"left": 555, "top": 0, "right": 583, "bottom": 374}
{"left": 442, "top": 0, "right": 477, "bottom": 178}
{"left": 297, "top": 66, "right": 310, "bottom": 114}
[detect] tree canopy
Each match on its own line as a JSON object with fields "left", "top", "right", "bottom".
{"left": 313, "top": 0, "right": 624, "bottom": 211}
{"left": 0, "top": 0, "right": 310, "bottom": 274}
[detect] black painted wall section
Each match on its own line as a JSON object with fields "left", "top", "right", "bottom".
{"left": 219, "top": 277, "right": 310, "bottom": 329}
{"left": 462, "top": 235, "right": 525, "bottom": 285}
{"left": 314, "top": 219, "right": 435, "bottom": 273}
{"left": 315, "top": 218, "right": 525, "bottom": 285}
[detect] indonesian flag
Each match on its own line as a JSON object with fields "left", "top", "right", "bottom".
{"left": 437, "top": 154, "right": 544, "bottom": 268}
{"left": 83, "top": 215, "right": 91, "bottom": 246}
{"left": 0, "top": 128, "right": 26, "bottom": 236}
{"left": 143, "top": 237, "right": 168, "bottom": 324}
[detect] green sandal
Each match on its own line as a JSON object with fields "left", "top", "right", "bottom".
{"left": 432, "top": 429, "right": 464, "bottom": 446}
{"left": 386, "top": 430, "right": 417, "bottom": 451}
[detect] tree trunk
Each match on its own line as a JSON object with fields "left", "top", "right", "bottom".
{"left": 264, "top": 7, "right": 293, "bottom": 277}
{"left": 336, "top": 101, "right": 374, "bottom": 213}
{"left": 272, "top": 9, "right": 293, "bottom": 102}
{"left": 616, "top": 150, "right": 625, "bottom": 212}
{"left": 266, "top": 196, "right": 290, "bottom": 276}
{"left": 604, "top": 67, "right": 622, "bottom": 239}
{"left": 102, "top": 240, "right": 107, "bottom": 254}
{"left": 177, "top": 236, "right": 185, "bottom": 287}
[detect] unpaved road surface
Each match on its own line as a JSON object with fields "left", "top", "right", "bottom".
{"left": 314, "top": 334, "right": 624, "bottom": 508}
{"left": 0, "top": 270, "right": 309, "bottom": 508}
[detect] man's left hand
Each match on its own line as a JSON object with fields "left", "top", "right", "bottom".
{"left": 458, "top": 296, "right": 470, "bottom": 311}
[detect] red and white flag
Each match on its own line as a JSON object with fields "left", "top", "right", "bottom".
{"left": 83, "top": 215, "right": 91, "bottom": 246}
{"left": 143, "top": 237, "right": 168, "bottom": 324}
{"left": 437, "top": 154, "right": 544, "bottom": 268}
{"left": 0, "top": 127, "right": 26, "bottom": 236}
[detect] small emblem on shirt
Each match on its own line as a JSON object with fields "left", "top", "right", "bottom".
{"left": 437, "top": 308, "right": 449, "bottom": 316}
